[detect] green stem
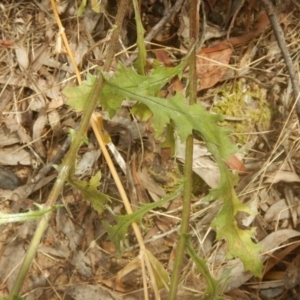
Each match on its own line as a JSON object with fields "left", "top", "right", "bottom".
{"left": 132, "top": 0, "right": 146, "bottom": 74}
{"left": 8, "top": 0, "right": 130, "bottom": 298}
{"left": 168, "top": 1, "right": 200, "bottom": 299}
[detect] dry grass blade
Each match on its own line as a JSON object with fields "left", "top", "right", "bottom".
{"left": 90, "top": 113, "right": 160, "bottom": 300}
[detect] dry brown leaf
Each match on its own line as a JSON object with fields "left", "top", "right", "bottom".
{"left": 263, "top": 242, "right": 300, "bottom": 275}
{"left": 63, "top": 284, "right": 122, "bottom": 300}
{"left": 176, "top": 142, "right": 220, "bottom": 188}
{"left": 32, "top": 108, "right": 47, "bottom": 157}
{"left": 74, "top": 143, "right": 101, "bottom": 176}
{"left": 225, "top": 154, "right": 247, "bottom": 173}
{"left": 56, "top": 208, "right": 82, "bottom": 251}
{"left": 264, "top": 199, "right": 300, "bottom": 223}
{"left": 4, "top": 117, "right": 32, "bottom": 145}
{"left": 15, "top": 45, "right": 29, "bottom": 70}
{"left": 71, "top": 250, "right": 93, "bottom": 278}
{"left": 284, "top": 253, "right": 300, "bottom": 289}
{"left": 152, "top": 48, "right": 184, "bottom": 93}
{"left": 227, "top": 288, "right": 252, "bottom": 300}
{"left": 284, "top": 186, "right": 298, "bottom": 228}
{"left": 196, "top": 48, "right": 232, "bottom": 90}
{"left": 201, "top": 11, "right": 270, "bottom": 53}
{"left": 36, "top": 76, "right": 60, "bottom": 100}
{"left": 265, "top": 170, "right": 300, "bottom": 183}
{"left": 47, "top": 109, "right": 61, "bottom": 136}
{"left": 152, "top": 49, "right": 173, "bottom": 67}
{"left": 0, "top": 125, "right": 20, "bottom": 146}
{"left": 116, "top": 256, "right": 141, "bottom": 288}
{"left": 0, "top": 75, "right": 28, "bottom": 88}
{"left": 0, "top": 240, "right": 27, "bottom": 292}
{"left": 261, "top": 230, "right": 300, "bottom": 254}
{"left": 0, "top": 145, "right": 33, "bottom": 166}
{"left": 38, "top": 243, "right": 71, "bottom": 259}
{"left": 69, "top": 38, "right": 89, "bottom": 66}
{"left": 138, "top": 168, "right": 166, "bottom": 200}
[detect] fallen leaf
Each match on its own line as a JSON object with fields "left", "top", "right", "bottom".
{"left": 15, "top": 45, "right": 29, "bottom": 70}
{"left": 116, "top": 256, "right": 141, "bottom": 288}
{"left": 265, "top": 170, "right": 300, "bottom": 183}
{"left": 0, "top": 240, "right": 26, "bottom": 291}
{"left": 0, "top": 125, "right": 20, "bottom": 146}
{"left": 63, "top": 284, "right": 122, "bottom": 300}
{"left": 196, "top": 48, "right": 232, "bottom": 90}
{"left": 284, "top": 253, "right": 300, "bottom": 289}
{"left": 225, "top": 154, "right": 247, "bottom": 173}
{"left": 176, "top": 142, "right": 220, "bottom": 188}
{"left": 32, "top": 108, "right": 47, "bottom": 157}
{"left": 0, "top": 145, "right": 34, "bottom": 166}
{"left": 200, "top": 11, "right": 270, "bottom": 53}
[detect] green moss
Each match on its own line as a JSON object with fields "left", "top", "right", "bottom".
{"left": 148, "top": 163, "right": 182, "bottom": 193}
{"left": 191, "top": 172, "right": 206, "bottom": 196}
{"left": 212, "top": 80, "right": 271, "bottom": 143}
{"left": 147, "top": 156, "right": 183, "bottom": 194}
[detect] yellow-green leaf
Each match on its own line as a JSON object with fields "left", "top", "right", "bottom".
{"left": 67, "top": 171, "right": 109, "bottom": 214}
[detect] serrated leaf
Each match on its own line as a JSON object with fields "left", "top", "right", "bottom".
{"left": 67, "top": 171, "right": 109, "bottom": 214}
{"left": 210, "top": 164, "right": 263, "bottom": 277}
{"left": 131, "top": 102, "right": 153, "bottom": 121}
{"left": 100, "top": 63, "right": 237, "bottom": 160}
{"left": 103, "top": 187, "right": 182, "bottom": 254}
{"left": 0, "top": 204, "right": 62, "bottom": 224}
{"left": 63, "top": 73, "right": 98, "bottom": 112}
{"left": 161, "top": 122, "right": 176, "bottom": 153}
{"left": 100, "top": 62, "right": 185, "bottom": 117}
{"left": 63, "top": 59, "right": 262, "bottom": 276}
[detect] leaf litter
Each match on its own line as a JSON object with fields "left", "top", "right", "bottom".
{"left": 1, "top": 0, "right": 300, "bottom": 299}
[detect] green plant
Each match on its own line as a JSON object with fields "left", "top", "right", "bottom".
{"left": 64, "top": 54, "right": 262, "bottom": 273}
{"left": 8, "top": 1, "right": 263, "bottom": 299}
{"left": 64, "top": 50, "right": 263, "bottom": 300}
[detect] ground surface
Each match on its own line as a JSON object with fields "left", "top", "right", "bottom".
{"left": 1, "top": 0, "right": 300, "bottom": 299}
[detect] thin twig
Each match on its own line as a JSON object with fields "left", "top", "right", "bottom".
{"left": 90, "top": 112, "right": 164, "bottom": 300}
{"left": 32, "top": 135, "right": 71, "bottom": 183}
{"left": 261, "top": 0, "right": 300, "bottom": 121}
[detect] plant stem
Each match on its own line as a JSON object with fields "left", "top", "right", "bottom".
{"left": 132, "top": 0, "right": 146, "bottom": 74}
{"left": 168, "top": 1, "right": 200, "bottom": 299}
{"left": 8, "top": 0, "right": 129, "bottom": 298}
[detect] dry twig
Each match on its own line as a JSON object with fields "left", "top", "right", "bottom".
{"left": 261, "top": 0, "right": 300, "bottom": 121}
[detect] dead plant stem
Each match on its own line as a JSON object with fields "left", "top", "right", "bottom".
{"left": 261, "top": 0, "right": 300, "bottom": 121}
{"left": 90, "top": 114, "right": 157, "bottom": 300}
